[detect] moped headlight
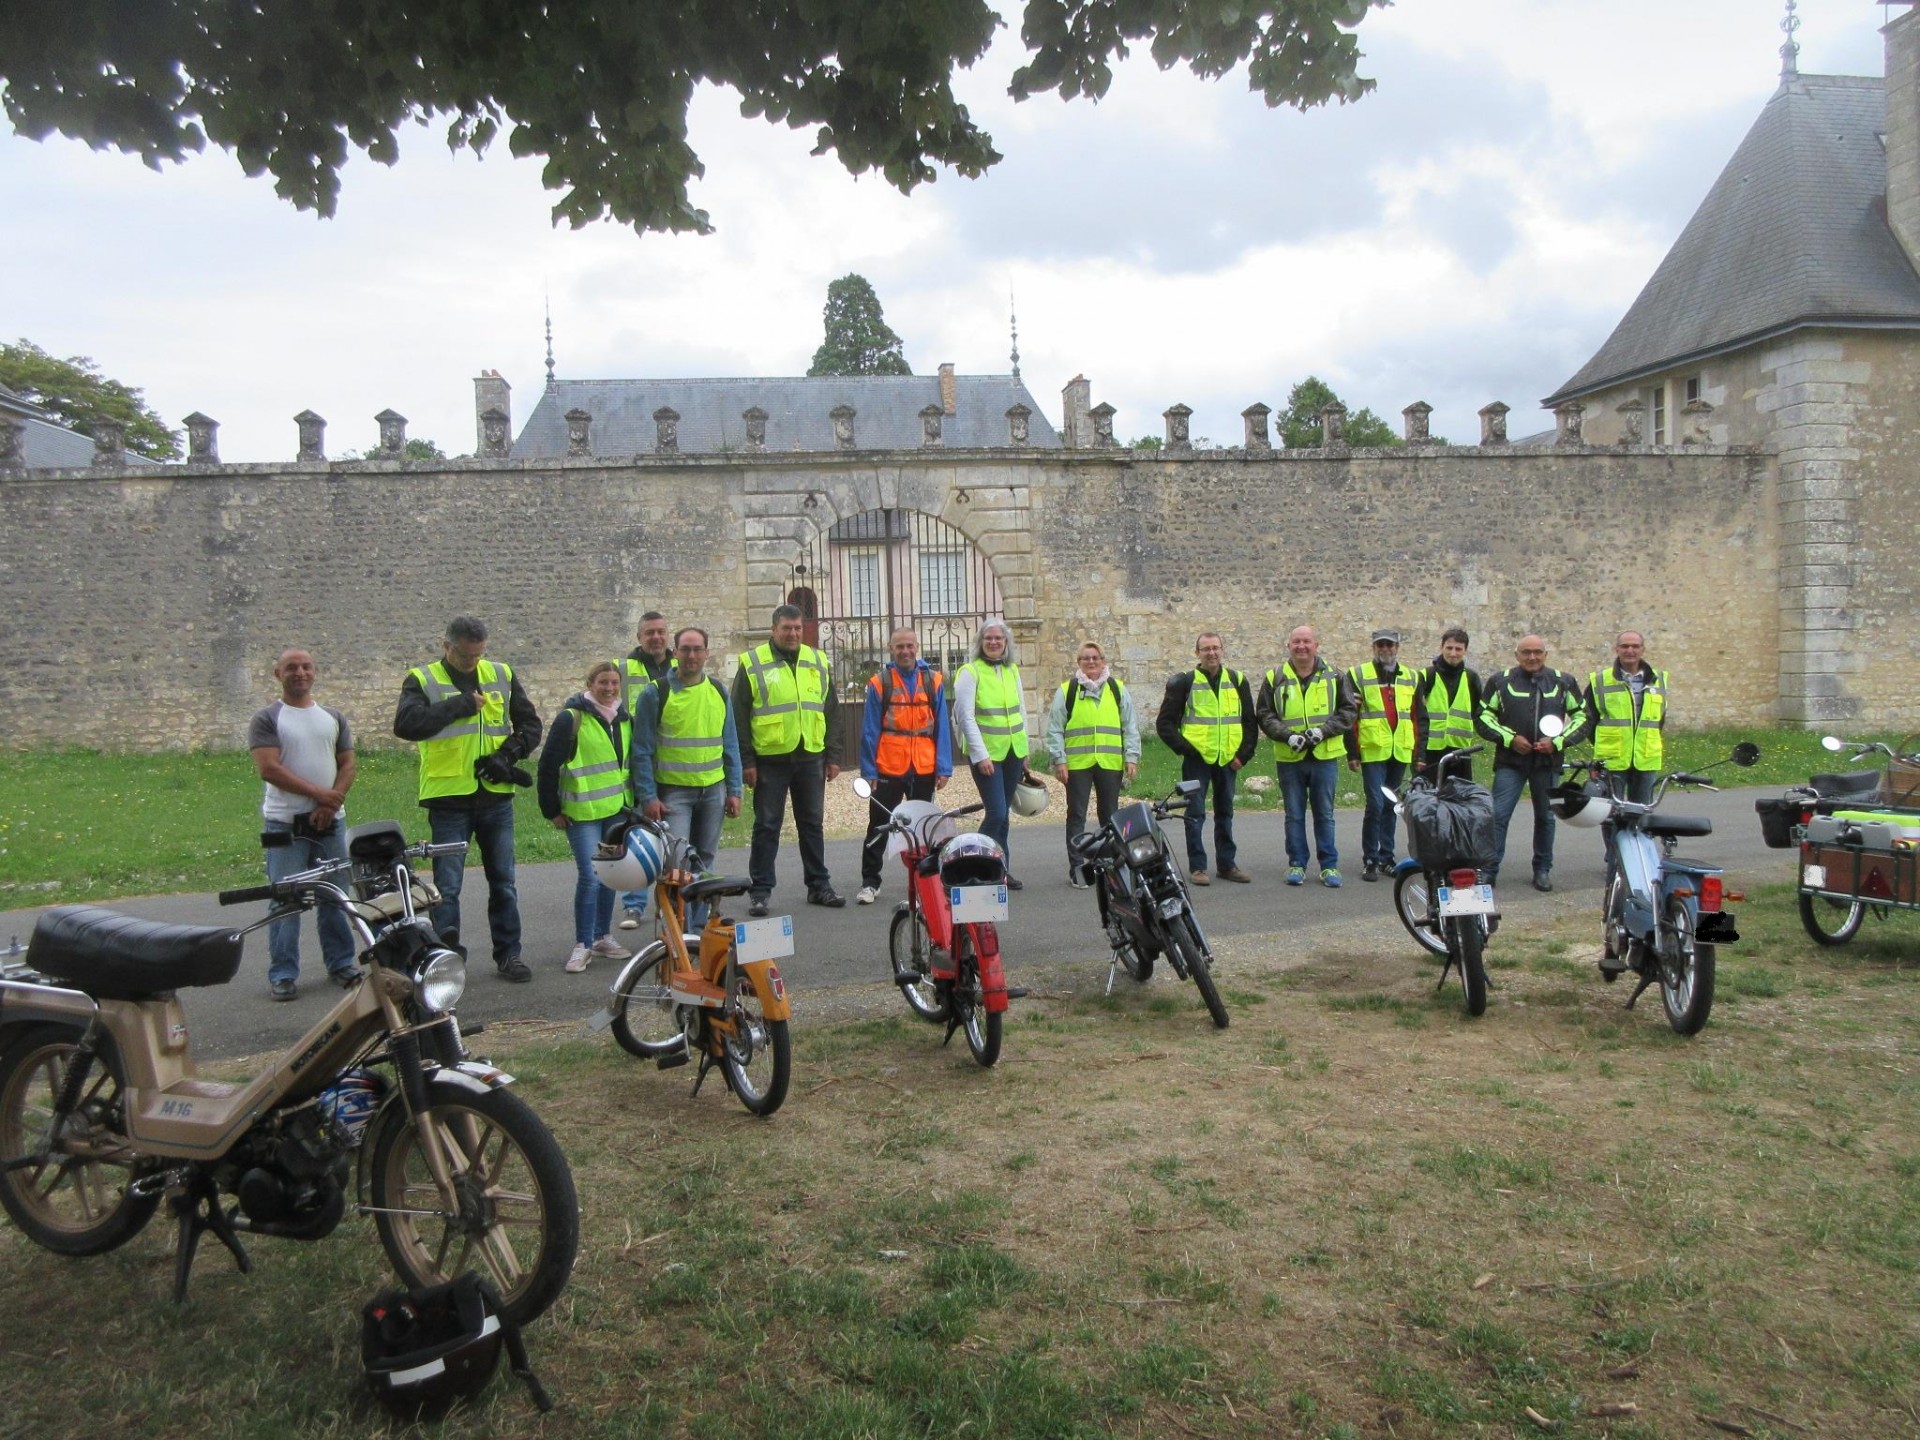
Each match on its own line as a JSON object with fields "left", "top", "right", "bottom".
{"left": 415, "top": 949, "right": 467, "bottom": 1014}
{"left": 1126, "top": 835, "right": 1159, "bottom": 869}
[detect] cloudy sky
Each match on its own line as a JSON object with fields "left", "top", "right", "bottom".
{"left": 0, "top": 0, "right": 1890, "bottom": 460}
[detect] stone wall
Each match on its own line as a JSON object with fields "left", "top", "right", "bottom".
{"left": 0, "top": 441, "right": 1798, "bottom": 751}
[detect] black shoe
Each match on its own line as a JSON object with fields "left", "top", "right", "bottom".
{"left": 269, "top": 979, "right": 297, "bottom": 1002}
{"left": 1006, "top": 875, "right": 1025, "bottom": 892}
{"left": 1361, "top": 864, "right": 1380, "bottom": 883}
{"left": 496, "top": 954, "right": 532, "bottom": 983}
{"left": 327, "top": 969, "right": 358, "bottom": 989}
{"left": 748, "top": 897, "right": 770, "bottom": 919}
{"left": 1533, "top": 873, "right": 1553, "bottom": 893}
{"left": 807, "top": 890, "right": 847, "bottom": 908}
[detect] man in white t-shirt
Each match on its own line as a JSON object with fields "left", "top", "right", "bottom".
{"left": 249, "top": 648, "right": 358, "bottom": 1000}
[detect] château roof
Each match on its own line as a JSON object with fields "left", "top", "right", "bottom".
{"left": 511, "top": 374, "right": 1061, "bottom": 458}
{"left": 1547, "top": 73, "right": 1920, "bottom": 403}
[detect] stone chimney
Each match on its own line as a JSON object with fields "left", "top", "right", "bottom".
{"left": 1061, "top": 375, "right": 1091, "bottom": 449}
{"left": 474, "top": 370, "right": 511, "bottom": 455}
{"left": 1888, "top": 7, "right": 1920, "bottom": 268}
{"left": 938, "top": 362, "right": 956, "bottom": 416}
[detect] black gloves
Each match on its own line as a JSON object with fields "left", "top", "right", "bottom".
{"left": 475, "top": 753, "right": 533, "bottom": 787}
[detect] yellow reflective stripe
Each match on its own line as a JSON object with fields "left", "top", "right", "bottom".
{"left": 658, "top": 733, "right": 723, "bottom": 748}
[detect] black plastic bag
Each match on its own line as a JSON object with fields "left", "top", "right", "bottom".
{"left": 1403, "top": 777, "right": 1497, "bottom": 872}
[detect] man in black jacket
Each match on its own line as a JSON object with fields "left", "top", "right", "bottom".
{"left": 393, "top": 616, "right": 543, "bottom": 981}
{"left": 1154, "top": 631, "right": 1257, "bottom": 883}
{"left": 1475, "top": 634, "right": 1586, "bottom": 892}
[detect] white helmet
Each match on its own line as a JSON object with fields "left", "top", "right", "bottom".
{"left": 593, "top": 824, "right": 666, "bottom": 891}
{"left": 1011, "top": 775, "right": 1049, "bottom": 818}
{"left": 1551, "top": 783, "right": 1613, "bottom": 829}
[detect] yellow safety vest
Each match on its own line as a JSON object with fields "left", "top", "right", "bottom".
{"left": 621, "top": 656, "right": 665, "bottom": 716}
{"left": 1264, "top": 665, "right": 1344, "bottom": 764}
{"left": 1589, "top": 667, "right": 1668, "bottom": 772}
{"left": 560, "top": 709, "right": 631, "bottom": 822}
{"left": 1422, "top": 668, "right": 1477, "bottom": 752}
{"left": 1180, "top": 668, "right": 1245, "bottom": 766}
{"left": 742, "top": 642, "right": 829, "bottom": 757}
{"left": 411, "top": 659, "right": 515, "bottom": 800}
{"left": 1060, "top": 679, "right": 1125, "bottom": 771}
{"left": 656, "top": 679, "right": 727, "bottom": 788}
{"left": 964, "top": 659, "right": 1029, "bottom": 761}
{"left": 1349, "top": 661, "right": 1419, "bottom": 765}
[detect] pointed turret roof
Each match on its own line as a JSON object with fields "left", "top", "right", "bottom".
{"left": 1546, "top": 73, "right": 1920, "bottom": 404}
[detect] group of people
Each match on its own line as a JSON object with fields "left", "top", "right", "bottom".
{"left": 246, "top": 611, "right": 1672, "bottom": 999}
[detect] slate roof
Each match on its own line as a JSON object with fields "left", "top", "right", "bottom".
{"left": 511, "top": 374, "right": 1061, "bottom": 458}
{"left": 1547, "top": 74, "right": 1920, "bottom": 403}
{"left": 0, "top": 383, "right": 156, "bottom": 469}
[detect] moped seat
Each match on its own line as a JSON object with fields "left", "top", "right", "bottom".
{"left": 1645, "top": 814, "right": 1713, "bottom": 838}
{"left": 680, "top": 875, "right": 751, "bottom": 903}
{"left": 26, "top": 904, "right": 244, "bottom": 1000}
{"left": 1809, "top": 770, "right": 1881, "bottom": 799}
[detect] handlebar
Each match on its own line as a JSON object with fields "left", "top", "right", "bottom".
{"left": 217, "top": 882, "right": 281, "bottom": 906}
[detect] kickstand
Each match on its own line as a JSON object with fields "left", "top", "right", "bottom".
{"left": 1435, "top": 952, "right": 1456, "bottom": 991}
{"left": 169, "top": 1175, "right": 250, "bottom": 1302}
{"left": 1624, "top": 973, "right": 1656, "bottom": 1010}
{"left": 691, "top": 1047, "right": 718, "bottom": 1097}
{"left": 1104, "top": 956, "right": 1119, "bottom": 996}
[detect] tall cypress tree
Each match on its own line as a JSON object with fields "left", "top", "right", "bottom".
{"left": 807, "top": 275, "right": 912, "bottom": 376}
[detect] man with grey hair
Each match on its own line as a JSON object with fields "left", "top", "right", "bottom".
{"left": 394, "top": 616, "right": 543, "bottom": 981}
{"left": 953, "top": 618, "right": 1033, "bottom": 885}
{"left": 732, "top": 603, "right": 844, "bottom": 917}
{"left": 1155, "top": 631, "right": 1256, "bottom": 884}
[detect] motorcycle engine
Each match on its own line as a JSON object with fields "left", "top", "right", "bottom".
{"left": 229, "top": 1105, "right": 351, "bottom": 1236}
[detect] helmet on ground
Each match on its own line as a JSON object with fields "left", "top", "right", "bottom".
{"left": 939, "top": 831, "right": 1007, "bottom": 886}
{"left": 1011, "top": 775, "right": 1049, "bottom": 818}
{"left": 362, "top": 1274, "right": 508, "bottom": 1419}
{"left": 1551, "top": 782, "right": 1612, "bottom": 828}
{"left": 592, "top": 822, "right": 666, "bottom": 891}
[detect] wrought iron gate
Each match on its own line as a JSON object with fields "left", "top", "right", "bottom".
{"left": 787, "top": 508, "right": 1005, "bottom": 764}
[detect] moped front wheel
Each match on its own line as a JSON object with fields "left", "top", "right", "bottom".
{"left": 951, "top": 935, "right": 1003, "bottom": 1067}
{"left": 609, "top": 938, "right": 701, "bottom": 1059}
{"left": 369, "top": 1079, "right": 579, "bottom": 1327}
{"left": 888, "top": 907, "right": 949, "bottom": 1022}
{"left": 718, "top": 979, "right": 792, "bottom": 1116}
{"left": 1393, "top": 868, "right": 1449, "bottom": 958}
{"left": 1660, "top": 897, "right": 1716, "bottom": 1036}
{"left": 1451, "top": 919, "right": 1488, "bottom": 1018}
{"left": 1798, "top": 892, "right": 1864, "bottom": 946}
{"left": 0, "top": 1024, "right": 158, "bottom": 1255}
{"left": 1167, "top": 916, "right": 1229, "bottom": 1029}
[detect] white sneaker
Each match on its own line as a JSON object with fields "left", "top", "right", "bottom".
{"left": 565, "top": 943, "right": 592, "bottom": 973}
{"left": 590, "top": 936, "right": 630, "bottom": 960}
{"left": 855, "top": 885, "right": 880, "bottom": 905}
{"left": 619, "top": 909, "right": 643, "bottom": 930}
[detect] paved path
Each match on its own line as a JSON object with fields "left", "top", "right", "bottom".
{"left": 2, "top": 787, "right": 1797, "bottom": 1061}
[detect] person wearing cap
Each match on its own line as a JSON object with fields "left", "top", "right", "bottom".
{"left": 1345, "top": 628, "right": 1421, "bottom": 883}
{"left": 1413, "top": 627, "right": 1484, "bottom": 783}
{"left": 1154, "top": 631, "right": 1256, "bottom": 884}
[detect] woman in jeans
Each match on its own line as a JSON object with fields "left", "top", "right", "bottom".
{"left": 1044, "top": 640, "right": 1141, "bottom": 888}
{"left": 953, "top": 620, "right": 1035, "bottom": 889}
{"left": 537, "top": 661, "right": 634, "bottom": 973}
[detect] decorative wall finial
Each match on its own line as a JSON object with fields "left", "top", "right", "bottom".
{"left": 544, "top": 292, "right": 557, "bottom": 393}
{"left": 1009, "top": 289, "right": 1021, "bottom": 381}
{"left": 1780, "top": 0, "right": 1800, "bottom": 81}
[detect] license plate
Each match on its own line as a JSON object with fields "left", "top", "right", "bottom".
{"left": 1159, "top": 895, "right": 1186, "bottom": 919}
{"left": 735, "top": 915, "right": 796, "bottom": 962}
{"left": 1802, "top": 864, "right": 1827, "bottom": 890}
{"left": 1437, "top": 883, "right": 1498, "bottom": 917}
{"left": 950, "top": 884, "right": 1009, "bottom": 922}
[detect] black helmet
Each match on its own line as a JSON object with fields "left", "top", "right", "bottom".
{"left": 939, "top": 831, "right": 1006, "bottom": 887}
{"left": 362, "top": 1273, "right": 551, "bottom": 1419}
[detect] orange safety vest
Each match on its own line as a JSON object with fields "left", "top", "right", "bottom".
{"left": 870, "top": 665, "right": 943, "bottom": 777}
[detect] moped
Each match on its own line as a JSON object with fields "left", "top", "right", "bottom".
{"left": 0, "top": 821, "right": 578, "bottom": 1324}
{"left": 1386, "top": 745, "right": 1498, "bottom": 1017}
{"left": 1071, "top": 780, "right": 1229, "bottom": 1028}
{"left": 855, "top": 780, "right": 1017, "bottom": 1067}
{"left": 1545, "top": 715, "right": 1759, "bottom": 1035}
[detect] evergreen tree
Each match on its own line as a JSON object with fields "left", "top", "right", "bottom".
{"left": 0, "top": 339, "right": 182, "bottom": 460}
{"left": 807, "top": 275, "right": 912, "bottom": 376}
{"left": 1275, "top": 375, "right": 1402, "bottom": 449}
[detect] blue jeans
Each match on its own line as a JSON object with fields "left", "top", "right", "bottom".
{"left": 748, "top": 753, "right": 832, "bottom": 899}
{"left": 1599, "top": 767, "right": 1657, "bottom": 886}
{"left": 970, "top": 755, "right": 1028, "bottom": 860}
{"left": 428, "top": 801, "right": 521, "bottom": 964}
{"left": 563, "top": 816, "right": 618, "bottom": 946}
{"left": 264, "top": 819, "right": 355, "bottom": 986}
{"left": 1359, "top": 758, "right": 1408, "bottom": 869}
{"left": 1180, "top": 755, "right": 1239, "bottom": 872}
{"left": 1490, "top": 766, "right": 1556, "bottom": 883}
{"left": 662, "top": 783, "right": 727, "bottom": 928}
{"left": 1277, "top": 758, "right": 1339, "bottom": 870}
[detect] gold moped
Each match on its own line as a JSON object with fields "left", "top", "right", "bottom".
{"left": 0, "top": 821, "right": 577, "bottom": 1325}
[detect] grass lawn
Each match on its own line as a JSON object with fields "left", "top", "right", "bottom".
{"left": 0, "top": 726, "right": 1877, "bottom": 904}
{"left": 1, "top": 882, "right": 1915, "bottom": 1437}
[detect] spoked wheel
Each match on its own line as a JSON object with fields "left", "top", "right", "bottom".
{"left": 0, "top": 1024, "right": 158, "bottom": 1255}
{"left": 1600, "top": 874, "right": 1631, "bottom": 981}
{"left": 1393, "top": 869, "right": 1449, "bottom": 958}
{"left": 717, "top": 978, "right": 792, "bottom": 1116}
{"left": 889, "top": 907, "right": 949, "bottom": 1022}
{"left": 1452, "top": 919, "right": 1489, "bottom": 1018}
{"left": 368, "top": 1079, "right": 579, "bottom": 1327}
{"left": 1798, "top": 892, "right": 1864, "bottom": 946}
{"left": 949, "top": 934, "right": 1003, "bottom": 1067}
{"left": 1166, "top": 915, "right": 1229, "bottom": 1029}
{"left": 609, "top": 937, "right": 701, "bottom": 1059}
{"left": 1660, "top": 897, "right": 1716, "bottom": 1036}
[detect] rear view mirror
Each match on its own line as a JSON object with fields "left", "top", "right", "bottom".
{"left": 1821, "top": 735, "right": 1846, "bottom": 752}
{"left": 1731, "top": 743, "right": 1760, "bottom": 768}
{"left": 1176, "top": 779, "right": 1203, "bottom": 796}
{"left": 851, "top": 777, "right": 874, "bottom": 800}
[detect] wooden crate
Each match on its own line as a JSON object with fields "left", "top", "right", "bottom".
{"left": 1884, "top": 760, "right": 1920, "bottom": 809}
{"left": 1801, "top": 842, "right": 1919, "bottom": 906}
